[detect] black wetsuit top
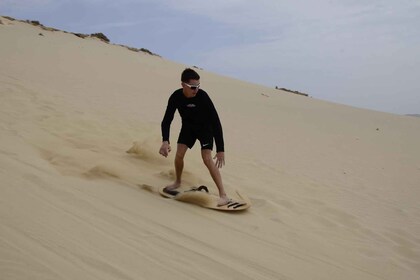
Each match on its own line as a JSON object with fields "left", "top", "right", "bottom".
{"left": 161, "top": 88, "right": 224, "bottom": 152}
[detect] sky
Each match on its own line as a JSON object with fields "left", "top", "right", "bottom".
{"left": 1, "top": 0, "right": 420, "bottom": 114}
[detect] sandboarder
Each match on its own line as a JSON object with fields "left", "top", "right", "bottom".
{"left": 159, "top": 68, "right": 230, "bottom": 206}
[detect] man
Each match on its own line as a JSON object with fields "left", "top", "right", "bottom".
{"left": 159, "top": 68, "right": 230, "bottom": 206}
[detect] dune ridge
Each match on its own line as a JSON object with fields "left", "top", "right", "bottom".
{"left": 1, "top": 16, "right": 420, "bottom": 279}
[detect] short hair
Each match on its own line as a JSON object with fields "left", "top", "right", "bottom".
{"left": 181, "top": 68, "right": 200, "bottom": 83}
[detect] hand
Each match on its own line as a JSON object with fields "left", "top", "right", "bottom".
{"left": 213, "top": 152, "right": 225, "bottom": 168}
{"left": 159, "top": 141, "right": 171, "bottom": 157}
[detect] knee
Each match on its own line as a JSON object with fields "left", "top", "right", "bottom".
{"left": 176, "top": 156, "right": 184, "bottom": 164}
{"left": 175, "top": 152, "right": 185, "bottom": 162}
{"left": 201, "top": 154, "right": 213, "bottom": 167}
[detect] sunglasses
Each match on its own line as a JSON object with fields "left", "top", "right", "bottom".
{"left": 184, "top": 83, "right": 200, "bottom": 90}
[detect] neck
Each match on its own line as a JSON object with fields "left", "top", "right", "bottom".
{"left": 183, "top": 89, "right": 197, "bottom": 98}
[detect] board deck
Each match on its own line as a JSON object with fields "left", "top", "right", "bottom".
{"left": 159, "top": 186, "right": 251, "bottom": 211}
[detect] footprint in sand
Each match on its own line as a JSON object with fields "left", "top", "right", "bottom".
{"left": 84, "top": 164, "right": 122, "bottom": 179}
{"left": 138, "top": 184, "right": 155, "bottom": 193}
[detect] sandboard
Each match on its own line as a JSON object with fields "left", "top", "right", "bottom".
{"left": 159, "top": 185, "right": 251, "bottom": 211}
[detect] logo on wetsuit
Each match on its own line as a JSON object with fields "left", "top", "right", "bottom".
{"left": 186, "top": 104, "right": 196, "bottom": 108}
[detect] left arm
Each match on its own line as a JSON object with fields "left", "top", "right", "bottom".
{"left": 207, "top": 96, "right": 224, "bottom": 153}
{"left": 206, "top": 95, "right": 225, "bottom": 168}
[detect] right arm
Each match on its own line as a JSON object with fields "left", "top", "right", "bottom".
{"left": 160, "top": 94, "right": 177, "bottom": 157}
{"left": 161, "top": 94, "right": 177, "bottom": 143}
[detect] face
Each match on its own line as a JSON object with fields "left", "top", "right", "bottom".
{"left": 182, "top": 79, "right": 200, "bottom": 98}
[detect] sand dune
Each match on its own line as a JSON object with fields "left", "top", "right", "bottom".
{"left": 1, "top": 16, "right": 420, "bottom": 279}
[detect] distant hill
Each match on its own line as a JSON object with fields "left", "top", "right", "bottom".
{"left": 0, "top": 15, "right": 159, "bottom": 56}
{"left": 406, "top": 114, "right": 420, "bottom": 118}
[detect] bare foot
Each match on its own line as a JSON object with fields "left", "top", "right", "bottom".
{"left": 164, "top": 182, "right": 180, "bottom": 191}
{"left": 217, "top": 195, "right": 232, "bottom": 207}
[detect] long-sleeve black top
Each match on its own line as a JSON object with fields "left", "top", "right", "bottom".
{"left": 161, "top": 89, "right": 224, "bottom": 152}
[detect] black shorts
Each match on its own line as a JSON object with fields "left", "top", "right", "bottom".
{"left": 177, "top": 125, "right": 214, "bottom": 150}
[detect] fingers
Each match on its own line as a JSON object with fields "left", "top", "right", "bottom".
{"left": 213, "top": 154, "right": 225, "bottom": 168}
{"left": 159, "top": 145, "right": 171, "bottom": 157}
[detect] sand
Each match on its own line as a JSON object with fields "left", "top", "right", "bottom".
{"left": 1, "top": 16, "right": 420, "bottom": 279}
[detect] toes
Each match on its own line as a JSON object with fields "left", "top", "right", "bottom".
{"left": 217, "top": 198, "right": 232, "bottom": 207}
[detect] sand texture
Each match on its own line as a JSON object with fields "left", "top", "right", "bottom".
{"left": 1, "top": 17, "right": 420, "bottom": 279}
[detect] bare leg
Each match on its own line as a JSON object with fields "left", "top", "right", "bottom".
{"left": 165, "top": 144, "right": 188, "bottom": 190}
{"left": 201, "top": 149, "right": 230, "bottom": 206}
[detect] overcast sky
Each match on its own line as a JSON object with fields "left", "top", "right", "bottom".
{"left": 2, "top": 0, "right": 420, "bottom": 114}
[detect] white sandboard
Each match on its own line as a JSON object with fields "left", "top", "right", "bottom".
{"left": 159, "top": 186, "right": 251, "bottom": 211}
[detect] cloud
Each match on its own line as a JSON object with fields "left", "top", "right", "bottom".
{"left": 179, "top": 0, "right": 420, "bottom": 113}
{"left": 86, "top": 20, "right": 145, "bottom": 29}
{"left": 0, "top": 0, "right": 56, "bottom": 10}
{"left": 153, "top": 0, "right": 420, "bottom": 42}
